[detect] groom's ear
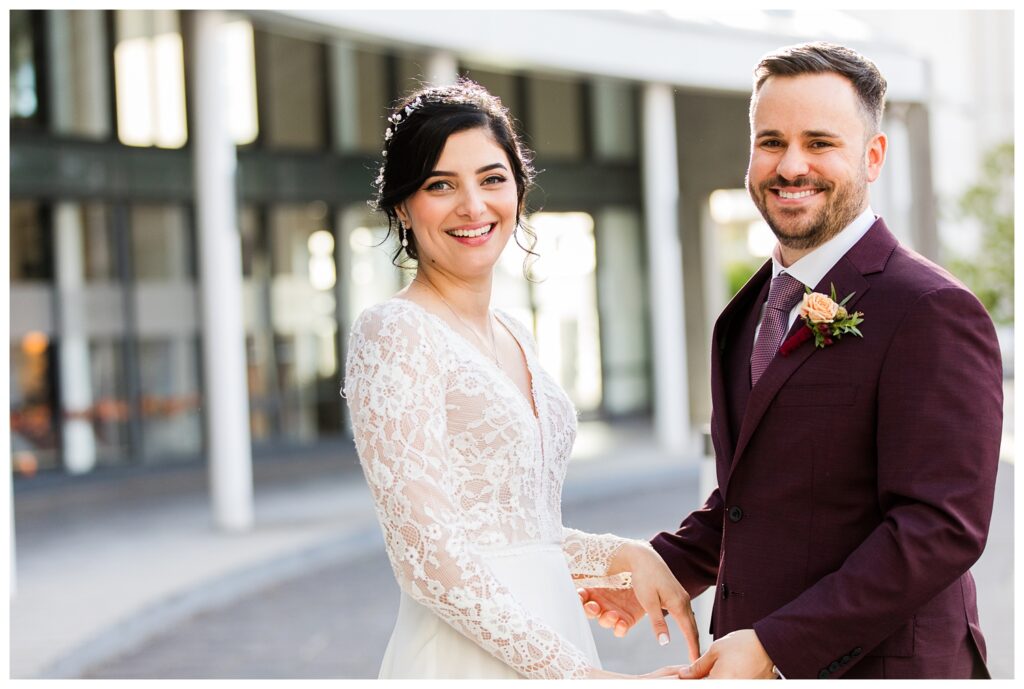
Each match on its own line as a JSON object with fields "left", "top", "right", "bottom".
{"left": 865, "top": 131, "right": 887, "bottom": 183}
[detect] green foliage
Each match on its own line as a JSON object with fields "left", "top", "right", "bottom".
{"left": 946, "top": 142, "right": 1014, "bottom": 324}
{"left": 725, "top": 259, "right": 765, "bottom": 298}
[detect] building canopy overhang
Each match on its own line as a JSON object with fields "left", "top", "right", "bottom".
{"left": 258, "top": 9, "right": 928, "bottom": 102}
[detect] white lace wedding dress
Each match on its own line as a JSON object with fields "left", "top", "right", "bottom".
{"left": 343, "top": 298, "right": 631, "bottom": 679}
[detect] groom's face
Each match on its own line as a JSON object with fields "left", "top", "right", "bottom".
{"left": 746, "top": 72, "right": 886, "bottom": 254}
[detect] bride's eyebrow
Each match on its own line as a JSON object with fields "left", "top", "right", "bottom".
{"left": 426, "top": 163, "right": 509, "bottom": 177}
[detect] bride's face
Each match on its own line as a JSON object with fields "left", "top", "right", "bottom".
{"left": 397, "top": 127, "right": 519, "bottom": 280}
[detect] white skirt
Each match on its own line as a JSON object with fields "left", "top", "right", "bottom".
{"left": 378, "top": 543, "right": 602, "bottom": 678}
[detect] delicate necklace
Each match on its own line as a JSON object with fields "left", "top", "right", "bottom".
{"left": 413, "top": 277, "right": 502, "bottom": 369}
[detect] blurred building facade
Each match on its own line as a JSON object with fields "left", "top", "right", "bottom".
{"left": 9, "top": 9, "right": 1012, "bottom": 482}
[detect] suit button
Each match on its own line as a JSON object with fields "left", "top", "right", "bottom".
{"left": 829, "top": 662, "right": 839, "bottom": 672}
{"left": 728, "top": 506, "right": 744, "bottom": 522}
{"left": 841, "top": 655, "right": 851, "bottom": 665}
{"left": 818, "top": 669, "right": 830, "bottom": 679}
{"left": 852, "top": 647, "right": 862, "bottom": 657}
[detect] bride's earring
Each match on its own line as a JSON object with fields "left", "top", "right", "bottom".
{"left": 399, "top": 219, "right": 410, "bottom": 248}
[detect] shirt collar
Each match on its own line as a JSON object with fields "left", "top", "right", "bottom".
{"left": 771, "top": 206, "right": 876, "bottom": 288}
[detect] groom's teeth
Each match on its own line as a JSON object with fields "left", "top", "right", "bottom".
{"left": 448, "top": 224, "right": 493, "bottom": 238}
{"left": 779, "top": 189, "right": 818, "bottom": 199}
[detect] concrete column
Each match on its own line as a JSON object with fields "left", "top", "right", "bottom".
{"left": 641, "top": 83, "right": 695, "bottom": 455}
{"left": 190, "top": 10, "right": 254, "bottom": 532}
{"left": 874, "top": 105, "right": 915, "bottom": 248}
{"left": 905, "top": 103, "right": 940, "bottom": 262}
{"left": 54, "top": 203, "right": 97, "bottom": 474}
{"left": 425, "top": 51, "right": 458, "bottom": 86}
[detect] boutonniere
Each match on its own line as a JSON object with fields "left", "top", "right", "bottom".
{"left": 780, "top": 284, "right": 864, "bottom": 356}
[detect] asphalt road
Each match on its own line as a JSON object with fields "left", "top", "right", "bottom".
{"left": 84, "top": 462, "right": 1013, "bottom": 679}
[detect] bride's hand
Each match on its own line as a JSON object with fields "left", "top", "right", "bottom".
{"left": 586, "top": 665, "right": 688, "bottom": 679}
{"left": 610, "top": 541, "right": 702, "bottom": 663}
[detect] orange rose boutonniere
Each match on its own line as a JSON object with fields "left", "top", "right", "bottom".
{"left": 780, "top": 284, "right": 864, "bottom": 356}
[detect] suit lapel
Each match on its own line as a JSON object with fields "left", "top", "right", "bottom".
{"left": 727, "top": 218, "right": 898, "bottom": 479}
{"left": 711, "top": 261, "right": 771, "bottom": 478}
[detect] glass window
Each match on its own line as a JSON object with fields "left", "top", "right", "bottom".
{"left": 10, "top": 10, "right": 41, "bottom": 123}
{"left": 11, "top": 336, "right": 58, "bottom": 476}
{"left": 258, "top": 30, "right": 326, "bottom": 150}
{"left": 46, "top": 10, "right": 112, "bottom": 139}
{"left": 130, "top": 204, "right": 193, "bottom": 280}
{"left": 395, "top": 53, "right": 430, "bottom": 96}
{"left": 114, "top": 10, "right": 188, "bottom": 148}
{"left": 495, "top": 212, "right": 603, "bottom": 413}
{"left": 50, "top": 202, "right": 119, "bottom": 282}
{"left": 591, "top": 79, "right": 637, "bottom": 161}
{"left": 464, "top": 66, "right": 522, "bottom": 123}
{"left": 239, "top": 205, "right": 276, "bottom": 443}
{"left": 245, "top": 332, "right": 276, "bottom": 443}
{"left": 339, "top": 205, "right": 402, "bottom": 335}
{"left": 137, "top": 338, "right": 201, "bottom": 462}
{"left": 594, "top": 207, "right": 650, "bottom": 415}
{"left": 10, "top": 201, "right": 51, "bottom": 281}
{"left": 269, "top": 203, "right": 342, "bottom": 442}
{"left": 88, "top": 338, "right": 132, "bottom": 467}
{"left": 353, "top": 48, "right": 390, "bottom": 154}
{"left": 525, "top": 74, "right": 585, "bottom": 159}
{"left": 10, "top": 201, "right": 55, "bottom": 340}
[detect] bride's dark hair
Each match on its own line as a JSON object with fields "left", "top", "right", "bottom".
{"left": 371, "top": 78, "right": 538, "bottom": 269}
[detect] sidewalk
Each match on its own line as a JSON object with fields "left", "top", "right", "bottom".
{"left": 10, "top": 410, "right": 1015, "bottom": 679}
{"left": 10, "top": 420, "right": 688, "bottom": 679}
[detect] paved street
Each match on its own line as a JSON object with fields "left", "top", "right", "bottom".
{"left": 84, "top": 460, "right": 1013, "bottom": 679}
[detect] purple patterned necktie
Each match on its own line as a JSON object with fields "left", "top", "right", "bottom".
{"left": 750, "top": 272, "right": 805, "bottom": 386}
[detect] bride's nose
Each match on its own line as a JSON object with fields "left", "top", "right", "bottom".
{"left": 456, "top": 185, "right": 486, "bottom": 219}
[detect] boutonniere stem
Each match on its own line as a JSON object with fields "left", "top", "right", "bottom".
{"left": 779, "top": 283, "right": 865, "bottom": 356}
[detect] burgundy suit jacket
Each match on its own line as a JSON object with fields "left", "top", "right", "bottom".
{"left": 651, "top": 219, "right": 1002, "bottom": 679}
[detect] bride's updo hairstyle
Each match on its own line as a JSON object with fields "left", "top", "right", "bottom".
{"left": 372, "top": 78, "right": 537, "bottom": 265}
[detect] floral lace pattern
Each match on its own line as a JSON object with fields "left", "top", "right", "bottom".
{"left": 343, "top": 299, "right": 629, "bottom": 679}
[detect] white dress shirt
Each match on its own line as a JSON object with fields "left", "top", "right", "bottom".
{"left": 754, "top": 206, "right": 877, "bottom": 344}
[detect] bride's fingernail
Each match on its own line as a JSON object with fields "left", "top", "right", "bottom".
{"left": 659, "top": 633, "right": 670, "bottom": 646}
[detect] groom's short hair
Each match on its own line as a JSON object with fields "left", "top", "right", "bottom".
{"left": 752, "top": 42, "right": 888, "bottom": 134}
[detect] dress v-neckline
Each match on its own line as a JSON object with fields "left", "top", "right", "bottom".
{"left": 393, "top": 298, "right": 542, "bottom": 424}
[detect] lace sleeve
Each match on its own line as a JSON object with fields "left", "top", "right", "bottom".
{"left": 343, "top": 304, "right": 593, "bottom": 679}
{"left": 562, "top": 527, "right": 634, "bottom": 588}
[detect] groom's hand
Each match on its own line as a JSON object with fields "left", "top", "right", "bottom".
{"left": 577, "top": 586, "right": 645, "bottom": 637}
{"left": 679, "top": 629, "right": 775, "bottom": 679}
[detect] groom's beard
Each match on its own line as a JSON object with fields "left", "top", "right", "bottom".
{"left": 748, "top": 172, "right": 868, "bottom": 252}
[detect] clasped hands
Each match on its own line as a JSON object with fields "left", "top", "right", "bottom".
{"left": 579, "top": 542, "right": 775, "bottom": 679}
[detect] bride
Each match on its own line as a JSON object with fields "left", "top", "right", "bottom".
{"left": 343, "top": 79, "right": 699, "bottom": 679}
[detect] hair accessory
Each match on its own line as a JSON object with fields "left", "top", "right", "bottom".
{"left": 383, "top": 96, "right": 424, "bottom": 154}
{"left": 376, "top": 96, "right": 425, "bottom": 193}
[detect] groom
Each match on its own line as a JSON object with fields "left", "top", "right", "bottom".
{"left": 582, "top": 42, "right": 1002, "bottom": 679}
